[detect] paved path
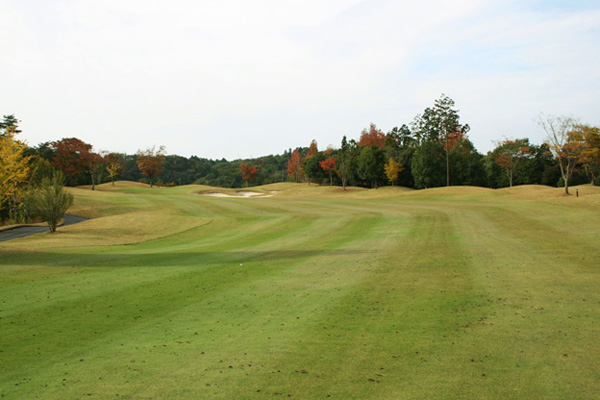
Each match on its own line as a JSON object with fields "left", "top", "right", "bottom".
{"left": 0, "top": 214, "right": 88, "bottom": 242}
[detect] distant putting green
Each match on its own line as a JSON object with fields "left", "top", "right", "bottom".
{"left": 1, "top": 182, "right": 599, "bottom": 399}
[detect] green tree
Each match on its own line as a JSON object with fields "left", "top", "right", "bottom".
{"left": 0, "top": 114, "right": 21, "bottom": 135}
{"left": 336, "top": 136, "right": 356, "bottom": 190}
{"left": 303, "top": 152, "right": 327, "bottom": 185}
{"left": 411, "top": 141, "right": 445, "bottom": 189}
{"left": 357, "top": 146, "right": 385, "bottom": 188}
{"left": 412, "top": 94, "right": 470, "bottom": 186}
{"left": 449, "top": 139, "right": 486, "bottom": 186}
{"left": 25, "top": 172, "right": 74, "bottom": 232}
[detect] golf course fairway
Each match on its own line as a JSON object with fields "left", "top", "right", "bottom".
{"left": 1, "top": 182, "right": 599, "bottom": 399}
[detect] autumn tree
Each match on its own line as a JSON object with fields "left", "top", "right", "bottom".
{"left": 569, "top": 125, "right": 600, "bottom": 185}
{"left": 319, "top": 148, "right": 337, "bottom": 186}
{"left": 384, "top": 158, "right": 404, "bottom": 186}
{"left": 86, "top": 151, "right": 105, "bottom": 190}
{"left": 287, "top": 148, "right": 303, "bottom": 183}
{"left": 51, "top": 138, "right": 93, "bottom": 185}
{"left": 239, "top": 163, "right": 260, "bottom": 187}
{"left": 105, "top": 153, "right": 123, "bottom": 185}
{"left": 0, "top": 126, "right": 31, "bottom": 222}
{"left": 538, "top": 114, "right": 578, "bottom": 194}
{"left": 306, "top": 140, "right": 318, "bottom": 158}
{"left": 25, "top": 172, "right": 73, "bottom": 232}
{"left": 492, "top": 139, "right": 531, "bottom": 187}
{"left": 358, "top": 123, "right": 386, "bottom": 149}
{"left": 136, "top": 146, "right": 166, "bottom": 188}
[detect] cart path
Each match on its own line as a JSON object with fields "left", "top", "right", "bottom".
{"left": 0, "top": 215, "right": 88, "bottom": 242}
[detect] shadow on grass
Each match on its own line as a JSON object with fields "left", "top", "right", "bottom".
{"left": 2, "top": 248, "right": 373, "bottom": 268}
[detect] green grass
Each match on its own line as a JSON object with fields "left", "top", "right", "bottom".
{"left": 1, "top": 182, "right": 599, "bottom": 399}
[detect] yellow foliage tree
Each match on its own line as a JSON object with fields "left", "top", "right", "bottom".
{"left": 384, "top": 157, "right": 404, "bottom": 186}
{"left": 569, "top": 125, "right": 600, "bottom": 185}
{"left": 0, "top": 126, "right": 31, "bottom": 222}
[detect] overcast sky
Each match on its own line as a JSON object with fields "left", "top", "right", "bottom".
{"left": 2, "top": 0, "right": 599, "bottom": 160}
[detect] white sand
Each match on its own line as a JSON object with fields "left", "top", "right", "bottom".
{"left": 202, "top": 191, "right": 279, "bottom": 198}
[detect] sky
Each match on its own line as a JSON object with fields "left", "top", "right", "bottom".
{"left": 2, "top": 0, "right": 599, "bottom": 160}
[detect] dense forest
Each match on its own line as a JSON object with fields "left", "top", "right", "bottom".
{"left": 2, "top": 94, "right": 599, "bottom": 224}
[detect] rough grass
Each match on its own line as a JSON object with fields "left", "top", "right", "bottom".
{"left": 1, "top": 182, "right": 599, "bottom": 399}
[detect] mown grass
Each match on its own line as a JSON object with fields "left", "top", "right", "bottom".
{"left": 1, "top": 182, "right": 599, "bottom": 399}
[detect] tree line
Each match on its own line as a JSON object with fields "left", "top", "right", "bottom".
{"left": 2, "top": 94, "right": 599, "bottom": 224}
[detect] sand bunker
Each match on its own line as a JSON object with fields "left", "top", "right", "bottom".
{"left": 202, "top": 191, "right": 278, "bottom": 198}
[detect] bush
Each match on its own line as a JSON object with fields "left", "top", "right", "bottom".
{"left": 25, "top": 172, "right": 74, "bottom": 232}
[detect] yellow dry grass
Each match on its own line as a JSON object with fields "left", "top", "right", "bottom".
{"left": 500, "top": 184, "right": 600, "bottom": 210}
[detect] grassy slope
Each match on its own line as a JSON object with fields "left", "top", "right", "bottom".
{"left": 1, "top": 182, "right": 599, "bottom": 399}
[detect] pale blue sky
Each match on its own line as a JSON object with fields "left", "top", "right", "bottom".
{"left": 1, "top": 0, "right": 599, "bottom": 159}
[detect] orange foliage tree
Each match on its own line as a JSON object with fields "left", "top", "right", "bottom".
{"left": 136, "top": 146, "right": 166, "bottom": 188}
{"left": 319, "top": 148, "right": 337, "bottom": 186}
{"left": 569, "top": 125, "right": 600, "bottom": 185}
{"left": 287, "top": 149, "right": 303, "bottom": 183}
{"left": 492, "top": 139, "right": 531, "bottom": 187}
{"left": 239, "top": 163, "right": 260, "bottom": 187}
{"left": 358, "top": 123, "right": 386, "bottom": 149}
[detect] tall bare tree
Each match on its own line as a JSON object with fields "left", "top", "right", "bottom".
{"left": 537, "top": 114, "right": 578, "bottom": 194}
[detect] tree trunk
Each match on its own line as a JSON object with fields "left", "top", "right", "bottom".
{"left": 445, "top": 138, "right": 450, "bottom": 186}
{"left": 561, "top": 164, "right": 569, "bottom": 195}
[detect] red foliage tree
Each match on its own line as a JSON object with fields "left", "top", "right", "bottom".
{"left": 239, "top": 163, "right": 260, "bottom": 187}
{"left": 319, "top": 156, "right": 337, "bottom": 186}
{"left": 358, "top": 123, "right": 386, "bottom": 149}
{"left": 287, "top": 149, "right": 303, "bottom": 183}
{"left": 50, "top": 137, "right": 93, "bottom": 185}
{"left": 136, "top": 146, "right": 166, "bottom": 188}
